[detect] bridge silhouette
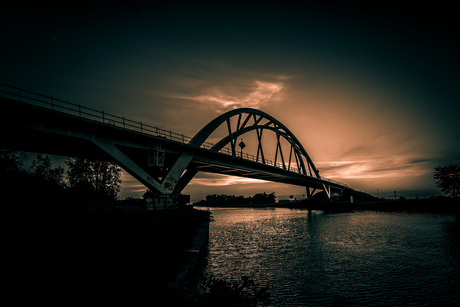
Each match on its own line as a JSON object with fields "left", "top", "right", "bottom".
{"left": 0, "top": 83, "right": 347, "bottom": 207}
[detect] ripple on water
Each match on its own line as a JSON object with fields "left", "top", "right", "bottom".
{"left": 204, "top": 209, "right": 460, "bottom": 306}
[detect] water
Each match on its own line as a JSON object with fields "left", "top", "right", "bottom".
{"left": 199, "top": 208, "right": 460, "bottom": 306}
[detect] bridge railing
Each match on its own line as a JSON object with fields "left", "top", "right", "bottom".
{"left": 0, "top": 83, "right": 332, "bottom": 179}
{"left": 320, "top": 177, "right": 348, "bottom": 187}
{"left": 0, "top": 82, "right": 196, "bottom": 142}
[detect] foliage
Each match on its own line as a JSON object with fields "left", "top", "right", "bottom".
{"left": 155, "top": 275, "right": 271, "bottom": 306}
{"left": 195, "top": 275, "right": 271, "bottom": 306}
{"left": 201, "top": 194, "right": 251, "bottom": 206}
{"left": 195, "top": 192, "right": 276, "bottom": 206}
{"left": 1, "top": 150, "right": 122, "bottom": 203}
{"left": 1, "top": 149, "right": 28, "bottom": 204}
{"left": 434, "top": 164, "right": 460, "bottom": 198}
{"left": 29, "top": 154, "right": 65, "bottom": 188}
{"left": 0, "top": 151, "right": 68, "bottom": 208}
{"left": 251, "top": 192, "right": 276, "bottom": 204}
{"left": 66, "top": 157, "right": 122, "bottom": 200}
{"left": 0, "top": 149, "right": 28, "bottom": 173}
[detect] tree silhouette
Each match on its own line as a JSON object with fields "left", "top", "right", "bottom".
{"left": 0, "top": 149, "right": 28, "bottom": 173}
{"left": 434, "top": 164, "right": 460, "bottom": 198}
{"left": 66, "top": 157, "right": 122, "bottom": 200}
{"left": 252, "top": 192, "right": 276, "bottom": 204}
{"left": 29, "top": 154, "right": 64, "bottom": 188}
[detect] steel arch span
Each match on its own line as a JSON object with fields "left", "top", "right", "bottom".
{"left": 189, "top": 108, "right": 321, "bottom": 179}
{"left": 169, "top": 107, "right": 337, "bottom": 200}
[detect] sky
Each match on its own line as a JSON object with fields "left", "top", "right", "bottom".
{"left": 2, "top": 1, "right": 459, "bottom": 201}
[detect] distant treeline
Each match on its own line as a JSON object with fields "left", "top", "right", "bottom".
{"left": 194, "top": 189, "right": 381, "bottom": 207}
{"left": 312, "top": 188, "right": 381, "bottom": 202}
{"left": 194, "top": 192, "right": 276, "bottom": 206}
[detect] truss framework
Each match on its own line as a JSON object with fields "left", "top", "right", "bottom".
{"left": 190, "top": 108, "right": 321, "bottom": 179}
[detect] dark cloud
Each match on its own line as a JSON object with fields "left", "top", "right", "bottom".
{"left": 408, "top": 158, "right": 437, "bottom": 165}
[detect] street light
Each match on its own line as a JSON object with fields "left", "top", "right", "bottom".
{"left": 238, "top": 138, "right": 246, "bottom": 159}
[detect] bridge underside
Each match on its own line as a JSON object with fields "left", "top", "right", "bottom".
{"left": 1, "top": 97, "right": 346, "bottom": 203}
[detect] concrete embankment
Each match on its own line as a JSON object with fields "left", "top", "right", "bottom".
{"left": 174, "top": 219, "right": 209, "bottom": 286}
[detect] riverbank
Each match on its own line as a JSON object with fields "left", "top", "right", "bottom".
{"left": 195, "top": 198, "right": 459, "bottom": 214}
{"left": 287, "top": 198, "right": 459, "bottom": 214}
{"left": 59, "top": 208, "right": 211, "bottom": 302}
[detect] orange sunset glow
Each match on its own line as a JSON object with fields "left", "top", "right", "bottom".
{"left": 2, "top": 2, "right": 459, "bottom": 201}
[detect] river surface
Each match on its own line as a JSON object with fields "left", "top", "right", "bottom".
{"left": 198, "top": 208, "right": 460, "bottom": 306}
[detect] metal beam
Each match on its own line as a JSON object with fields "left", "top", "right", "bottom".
{"left": 275, "top": 130, "right": 286, "bottom": 170}
{"left": 255, "top": 127, "right": 265, "bottom": 164}
{"left": 92, "top": 139, "right": 166, "bottom": 194}
{"left": 226, "top": 119, "right": 236, "bottom": 156}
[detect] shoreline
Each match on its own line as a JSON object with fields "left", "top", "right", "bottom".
{"left": 194, "top": 198, "right": 459, "bottom": 214}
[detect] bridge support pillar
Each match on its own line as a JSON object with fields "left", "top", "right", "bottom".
{"left": 91, "top": 138, "right": 196, "bottom": 197}
{"left": 323, "top": 184, "right": 331, "bottom": 200}
{"left": 305, "top": 187, "right": 317, "bottom": 201}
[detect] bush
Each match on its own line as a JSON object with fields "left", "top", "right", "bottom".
{"left": 153, "top": 275, "right": 271, "bottom": 306}
{"left": 196, "top": 276, "right": 271, "bottom": 306}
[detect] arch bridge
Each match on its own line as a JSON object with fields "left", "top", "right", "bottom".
{"left": 0, "top": 84, "right": 347, "bottom": 207}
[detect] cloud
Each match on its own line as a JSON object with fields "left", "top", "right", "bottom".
{"left": 189, "top": 174, "right": 267, "bottom": 186}
{"left": 175, "top": 79, "right": 285, "bottom": 109}
{"left": 316, "top": 155, "right": 434, "bottom": 181}
{"left": 243, "top": 80, "right": 284, "bottom": 107}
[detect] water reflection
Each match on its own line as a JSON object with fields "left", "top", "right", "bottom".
{"left": 200, "top": 208, "right": 460, "bottom": 306}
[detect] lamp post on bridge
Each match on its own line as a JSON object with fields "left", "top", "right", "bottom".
{"left": 238, "top": 138, "right": 246, "bottom": 159}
